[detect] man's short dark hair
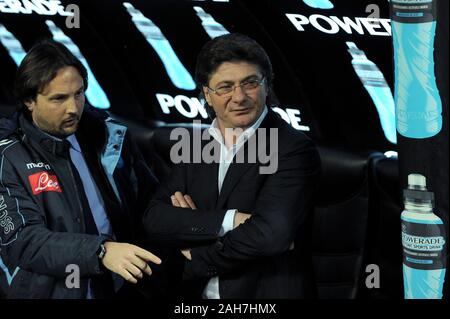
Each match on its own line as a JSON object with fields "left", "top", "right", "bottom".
{"left": 14, "top": 38, "right": 88, "bottom": 110}
{"left": 195, "top": 33, "right": 278, "bottom": 118}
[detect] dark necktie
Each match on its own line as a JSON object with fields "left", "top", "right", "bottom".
{"left": 68, "top": 159, "right": 99, "bottom": 236}
{"left": 64, "top": 140, "right": 115, "bottom": 298}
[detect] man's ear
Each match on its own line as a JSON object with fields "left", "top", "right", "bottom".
{"left": 264, "top": 82, "right": 270, "bottom": 95}
{"left": 203, "top": 87, "right": 212, "bottom": 106}
{"left": 24, "top": 99, "right": 35, "bottom": 112}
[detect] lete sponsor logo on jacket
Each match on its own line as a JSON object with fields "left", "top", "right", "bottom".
{"left": 28, "top": 171, "right": 62, "bottom": 195}
{"left": 0, "top": 195, "right": 14, "bottom": 235}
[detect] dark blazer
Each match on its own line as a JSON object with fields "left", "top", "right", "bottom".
{"left": 143, "top": 109, "right": 321, "bottom": 299}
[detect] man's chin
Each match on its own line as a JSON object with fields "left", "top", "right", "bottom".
{"left": 232, "top": 114, "right": 257, "bottom": 129}
{"left": 57, "top": 126, "right": 78, "bottom": 138}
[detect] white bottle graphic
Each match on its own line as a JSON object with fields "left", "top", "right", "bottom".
{"left": 401, "top": 174, "right": 447, "bottom": 299}
{"left": 346, "top": 42, "right": 397, "bottom": 144}
{"left": 193, "top": 6, "right": 229, "bottom": 39}
{"left": 302, "top": 0, "right": 334, "bottom": 9}
{"left": 45, "top": 20, "right": 111, "bottom": 110}
{"left": 0, "top": 24, "right": 26, "bottom": 66}
{"left": 123, "top": 2, "right": 196, "bottom": 91}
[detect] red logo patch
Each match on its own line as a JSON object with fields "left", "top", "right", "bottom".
{"left": 28, "top": 171, "right": 62, "bottom": 195}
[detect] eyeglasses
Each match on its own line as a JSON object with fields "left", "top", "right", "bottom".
{"left": 206, "top": 77, "right": 265, "bottom": 97}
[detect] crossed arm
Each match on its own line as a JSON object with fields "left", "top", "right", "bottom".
{"left": 168, "top": 191, "right": 250, "bottom": 260}
{"left": 143, "top": 138, "right": 320, "bottom": 279}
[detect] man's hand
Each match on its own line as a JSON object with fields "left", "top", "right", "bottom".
{"left": 181, "top": 249, "right": 192, "bottom": 261}
{"left": 101, "top": 242, "right": 162, "bottom": 284}
{"left": 171, "top": 191, "right": 196, "bottom": 209}
{"left": 234, "top": 212, "right": 251, "bottom": 229}
{"left": 171, "top": 192, "right": 197, "bottom": 260}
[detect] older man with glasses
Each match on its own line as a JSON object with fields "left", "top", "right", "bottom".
{"left": 143, "top": 33, "right": 321, "bottom": 299}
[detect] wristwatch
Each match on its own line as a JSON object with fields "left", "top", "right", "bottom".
{"left": 97, "top": 243, "right": 107, "bottom": 260}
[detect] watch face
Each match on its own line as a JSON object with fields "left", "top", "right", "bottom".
{"left": 98, "top": 244, "right": 106, "bottom": 259}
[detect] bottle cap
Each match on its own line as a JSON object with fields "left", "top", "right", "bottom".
{"left": 194, "top": 7, "right": 205, "bottom": 14}
{"left": 408, "top": 173, "right": 427, "bottom": 190}
{"left": 346, "top": 41, "right": 366, "bottom": 59}
{"left": 403, "top": 174, "right": 435, "bottom": 208}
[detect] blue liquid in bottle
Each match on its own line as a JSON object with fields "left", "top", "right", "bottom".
{"left": 391, "top": 0, "right": 442, "bottom": 138}
{"left": 401, "top": 174, "right": 447, "bottom": 299}
{"left": 0, "top": 24, "right": 26, "bottom": 66}
{"left": 347, "top": 42, "right": 397, "bottom": 144}
{"left": 123, "top": 2, "right": 196, "bottom": 91}
{"left": 45, "top": 20, "right": 111, "bottom": 110}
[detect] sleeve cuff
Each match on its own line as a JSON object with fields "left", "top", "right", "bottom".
{"left": 218, "top": 209, "right": 237, "bottom": 236}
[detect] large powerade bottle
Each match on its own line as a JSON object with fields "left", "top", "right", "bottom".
{"left": 401, "top": 174, "right": 447, "bottom": 299}
{"left": 391, "top": 0, "right": 442, "bottom": 138}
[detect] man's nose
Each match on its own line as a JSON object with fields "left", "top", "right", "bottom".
{"left": 66, "top": 97, "right": 81, "bottom": 114}
{"left": 231, "top": 85, "right": 247, "bottom": 103}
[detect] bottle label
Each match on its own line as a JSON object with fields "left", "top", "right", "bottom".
{"left": 402, "top": 220, "right": 447, "bottom": 270}
{"left": 391, "top": 0, "right": 435, "bottom": 23}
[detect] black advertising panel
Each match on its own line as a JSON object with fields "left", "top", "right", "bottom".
{"left": 0, "top": 0, "right": 318, "bottom": 136}
{"left": 241, "top": 0, "right": 396, "bottom": 152}
{"left": 73, "top": 0, "right": 317, "bottom": 136}
{"left": 1, "top": 0, "right": 397, "bottom": 147}
{"left": 0, "top": 0, "right": 143, "bottom": 118}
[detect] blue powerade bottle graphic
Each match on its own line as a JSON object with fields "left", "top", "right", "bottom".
{"left": 391, "top": 0, "right": 442, "bottom": 138}
{"left": 123, "top": 2, "right": 196, "bottom": 91}
{"left": 401, "top": 174, "right": 447, "bottom": 299}
{"left": 302, "top": 0, "right": 334, "bottom": 9}
{"left": 194, "top": 6, "right": 229, "bottom": 39}
{"left": 45, "top": 20, "right": 111, "bottom": 110}
{"left": 0, "top": 24, "right": 26, "bottom": 66}
{"left": 346, "top": 42, "right": 397, "bottom": 144}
